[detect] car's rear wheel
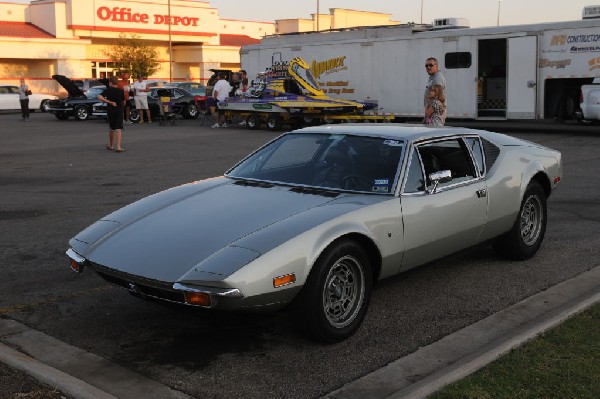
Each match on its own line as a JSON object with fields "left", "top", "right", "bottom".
{"left": 185, "top": 103, "right": 199, "bottom": 119}
{"left": 40, "top": 100, "right": 50, "bottom": 113}
{"left": 291, "top": 239, "right": 372, "bottom": 342}
{"left": 74, "top": 105, "right": 90, "bottom": 121}
{"left": 493, "top": 181, "right": 547, "bottom": 260}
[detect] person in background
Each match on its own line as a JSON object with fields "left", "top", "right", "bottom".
{"left": 117, "top": 72, "right": 132, "bottom": 124}
{"left": 212, "top": 72, "right": 231, "bottom": 129}
{"left": 424, "top": 57, "right": 447, "bottom": 121}
{"left": 132, "top": 75, "right": 151, "bottom": 124}
{"left": 98, "top": 76, "right": 126, "bottom": 153}
{"left": 240, "top": 70, "right": 249, "bottom": 93}
{"left": 423, "top": 84, "right": 446, "bottom": 127}
{"left": 18, "top": 78, "right": 30, "bottom": 121}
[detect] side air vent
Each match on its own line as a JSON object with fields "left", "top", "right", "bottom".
{"left": 482, "top": 138, "right": 500, "bottom": 171}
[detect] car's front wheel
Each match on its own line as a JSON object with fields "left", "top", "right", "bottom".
{"left": 493, "top": 181, "right": 547, "bottom": 260}
{"left": 291, "top": 239, "right": 372, "bottom": 342}
{"left": 74, "top": 105, "right": 90, "bottom": 121}
{"left": 54, "top": 112, "right": 69, "bottom": 120}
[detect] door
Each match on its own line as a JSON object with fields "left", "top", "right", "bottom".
{"left": 507, "top": 36, "right": 537, "bottom": 119}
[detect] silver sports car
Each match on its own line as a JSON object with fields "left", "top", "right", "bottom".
{"left": 67, "top": 125, "right": 563, "bottom": 342}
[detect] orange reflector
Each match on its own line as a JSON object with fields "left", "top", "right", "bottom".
{"left": 184, "top": 291, "right": 211, "bottom": 307}
{"left": 69, "top": 258, "right": 84, "bottom": 273}
{"left": 273, "top": 273, "right": 296, "bottom": 288}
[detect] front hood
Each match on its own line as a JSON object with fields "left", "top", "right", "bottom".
{"left": 71, "top": 178, "right": 347, "bottom": 282}
{"left": 52, "top": 75, "right": 85, "bottom": 98}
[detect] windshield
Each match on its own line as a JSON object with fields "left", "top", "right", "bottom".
{"left": 87, "top": 87, "right": 105, "bottom": 98}
{"left": 227, "top": 133, "right": 404, "bottom": 194}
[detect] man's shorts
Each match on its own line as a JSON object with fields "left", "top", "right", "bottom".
{"left": 134, "top": 95, "right": 149, "bottom": 110}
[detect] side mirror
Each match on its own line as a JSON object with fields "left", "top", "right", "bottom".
{"left": 427, "top": 170, "right": 452, "bottom": 194}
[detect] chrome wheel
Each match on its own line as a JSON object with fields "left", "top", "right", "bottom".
{"left": 520, "top": 194, "right": 543, "bottom": 246}
{"left": 322, "top": 255, "right": 365, "bottom": 329}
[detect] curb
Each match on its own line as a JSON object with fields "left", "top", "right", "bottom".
{"left": 324, "top": 266, "right": 600, "bottom": 399}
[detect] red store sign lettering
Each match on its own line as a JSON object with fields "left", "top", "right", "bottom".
{"left": 97, "top": 6, "right": 199, "bottom": 26}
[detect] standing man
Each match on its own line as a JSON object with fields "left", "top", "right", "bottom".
{"left": 424, "top": 57, "right": 447, "bottom": 124}
{"left": 117, "top": 72, "right": 132, "bottom": 124}
{"left": 18, "top": 78, "right": 30, "bottom": 121}
{"left": 98, "top": 76, "right": 126, "bottom": 153}
{"left": 132, "top": 75, "right": 151, "bottom": 124}
{"left": 212, "top": 72, "right": 231, "bottom": 128}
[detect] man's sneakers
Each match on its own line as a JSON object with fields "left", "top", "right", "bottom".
{"left": 221, "top": 123, "right": 228, "bottom": 128}
{"left": 211, "top": 123, "right": 220, "bottom": 128}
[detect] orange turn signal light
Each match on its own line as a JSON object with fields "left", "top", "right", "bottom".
{"left": 273, "top": 273, "right": 296, "bottom": 288}
{"left": 184, "top": 291, "right": 211, "bottom": 307}
{"left": 69, "top": 258, "right": 84, "bottom": 273}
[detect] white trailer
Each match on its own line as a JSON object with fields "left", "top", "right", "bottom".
{"left": 241, "top": 17, "right": 600, "bottom": 120}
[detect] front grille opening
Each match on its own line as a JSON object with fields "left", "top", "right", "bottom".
{"left": 96, "top": 271, "right": 185, "bottom": 304}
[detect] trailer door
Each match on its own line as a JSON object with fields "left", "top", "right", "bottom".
{"left": 507, "top": 36, "right": 537, "bottom": 119}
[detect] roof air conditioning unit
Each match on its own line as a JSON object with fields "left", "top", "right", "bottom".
{"left": 432, "top": 18, "right": 470, "bottom": 30}
{"left": 582, "top": 5, "right": 600, "bottom": 19}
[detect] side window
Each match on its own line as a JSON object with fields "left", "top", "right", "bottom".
{"left": 417, "top": 138, "right": 476, "bottom": 189}
{"left": 464, "top": 137, "right": 485, "bottom": 176}
{"left": 403, "top": 148, "right": 425, "bottom": 193}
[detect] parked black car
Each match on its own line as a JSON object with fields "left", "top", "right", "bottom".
{"left": 47, "top": 75, "right": 108, "bottom": 120}
{"left": 92, "top": 87, "right": 199, "bottom": 121}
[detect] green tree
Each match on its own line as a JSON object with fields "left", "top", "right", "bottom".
{"left": 104, "top": 34, "right": 161, "bottom": 78}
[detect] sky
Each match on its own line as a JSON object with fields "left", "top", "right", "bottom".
{"left": 210, "top": 0, "right": 594, "bottom": 28}
{"left": 6, "top": 1, "right": 596, "bottom": 28}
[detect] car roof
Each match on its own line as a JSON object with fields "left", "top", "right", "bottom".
{"left": 293, "top": 124, "right": 500, "bottom": 143}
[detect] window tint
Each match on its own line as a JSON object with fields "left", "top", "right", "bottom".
{"left": 445, "top": 52, "right": 472, "bottom": 69}
{"left": 403, "top": 148, "right": 425, "bottom": 193}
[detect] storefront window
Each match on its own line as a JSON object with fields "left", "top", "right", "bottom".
{"left": 91, "top": 61, "right": 121, "bottom": 78}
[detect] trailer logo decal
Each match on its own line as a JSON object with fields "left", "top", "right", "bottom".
{"left": 539, "top": 58, "right": 572, "bottom": 69}
{"left": 311, "top": 57, "right": 347, "bottom": 79}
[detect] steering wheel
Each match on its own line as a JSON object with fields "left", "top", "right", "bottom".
{"left": 342, "top": 175, "right": 372, "bottom": 191}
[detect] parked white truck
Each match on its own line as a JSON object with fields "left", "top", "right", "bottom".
{"left": 577, "top": 77, "right": 600, "bottom": 122}
{"left": 241, "top": 14, "right": 600, "bottom": 121}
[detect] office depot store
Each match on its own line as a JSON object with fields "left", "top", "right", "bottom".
{"left": 0, "top": 0, "right": 274, "bottom": 93}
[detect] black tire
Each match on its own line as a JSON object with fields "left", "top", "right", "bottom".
{"left": 40, "top": 100, "right": 50, "bottom": 113}
{"left": 246, "top": 114, "right": 261, "bottom": 130}
{"left": 266, "top": 115, "right": 282, "bottom": 131}
{"left": 185, "top": 103, "right": 199, "bottom": 119}
{"left": 55, "top": 112, "right": 69, "bottom": 120}
{"left": 291, "top": 239, "right": 372, "bottom": 342}
{"left": 129, "top": 109, "right": 140, "bottom": 123}
{"left": 74, "top": 105, "right": 90, "bottom": 121}
{"left": 493, "top": 181, "right": 547, "bottom": 260}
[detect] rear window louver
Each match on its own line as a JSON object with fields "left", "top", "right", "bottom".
{"left": 482, "top": 138, "right": 500, "bottom": 171}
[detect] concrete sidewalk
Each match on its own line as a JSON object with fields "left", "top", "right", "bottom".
{"left": 0, "top": 267, "right": 598, "bottom": 399}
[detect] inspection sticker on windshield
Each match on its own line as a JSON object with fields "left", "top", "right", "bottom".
{"left": 383, "top": 140, "right": 402, "bottom": 146}
{"left": 372, "top": 179, "right": 390, "bottom": 193}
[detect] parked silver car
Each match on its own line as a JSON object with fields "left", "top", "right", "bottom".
{"left": 67, "top": 125, "right": 563, "bottom": 342}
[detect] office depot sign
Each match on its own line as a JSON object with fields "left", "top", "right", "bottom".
{"left": 97, "top": 6, "right": 200, "bottom": 26}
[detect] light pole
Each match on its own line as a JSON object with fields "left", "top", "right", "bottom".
{"left": 168, "top": 0, "right": 173, "bottom": 82}
{"left": 497, "top": 0, "right": 502, "bottom": 26}
{"left": 316, "top": 0, "right": 320, "bottom": 31}
{"left": 420, "top": 0, "right": 424, "bottom": 24}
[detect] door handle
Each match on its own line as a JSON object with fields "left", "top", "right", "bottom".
{"left": 476, "top": 189, "right": 487, "bottom": 198}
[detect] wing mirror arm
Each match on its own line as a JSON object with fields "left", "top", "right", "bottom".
{"left": 427, "top": 170, "right": 452, "bottom": 194}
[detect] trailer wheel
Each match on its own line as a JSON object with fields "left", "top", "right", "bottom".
{"left": 267, "top": 115, "right": 282, "bottom": 131}
{"left": 246, "top": 114, "right": 261, "bottom": 130}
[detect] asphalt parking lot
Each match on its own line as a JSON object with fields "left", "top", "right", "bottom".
{"left": 0, "top": 112, "right": 599, "bottom": 398}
